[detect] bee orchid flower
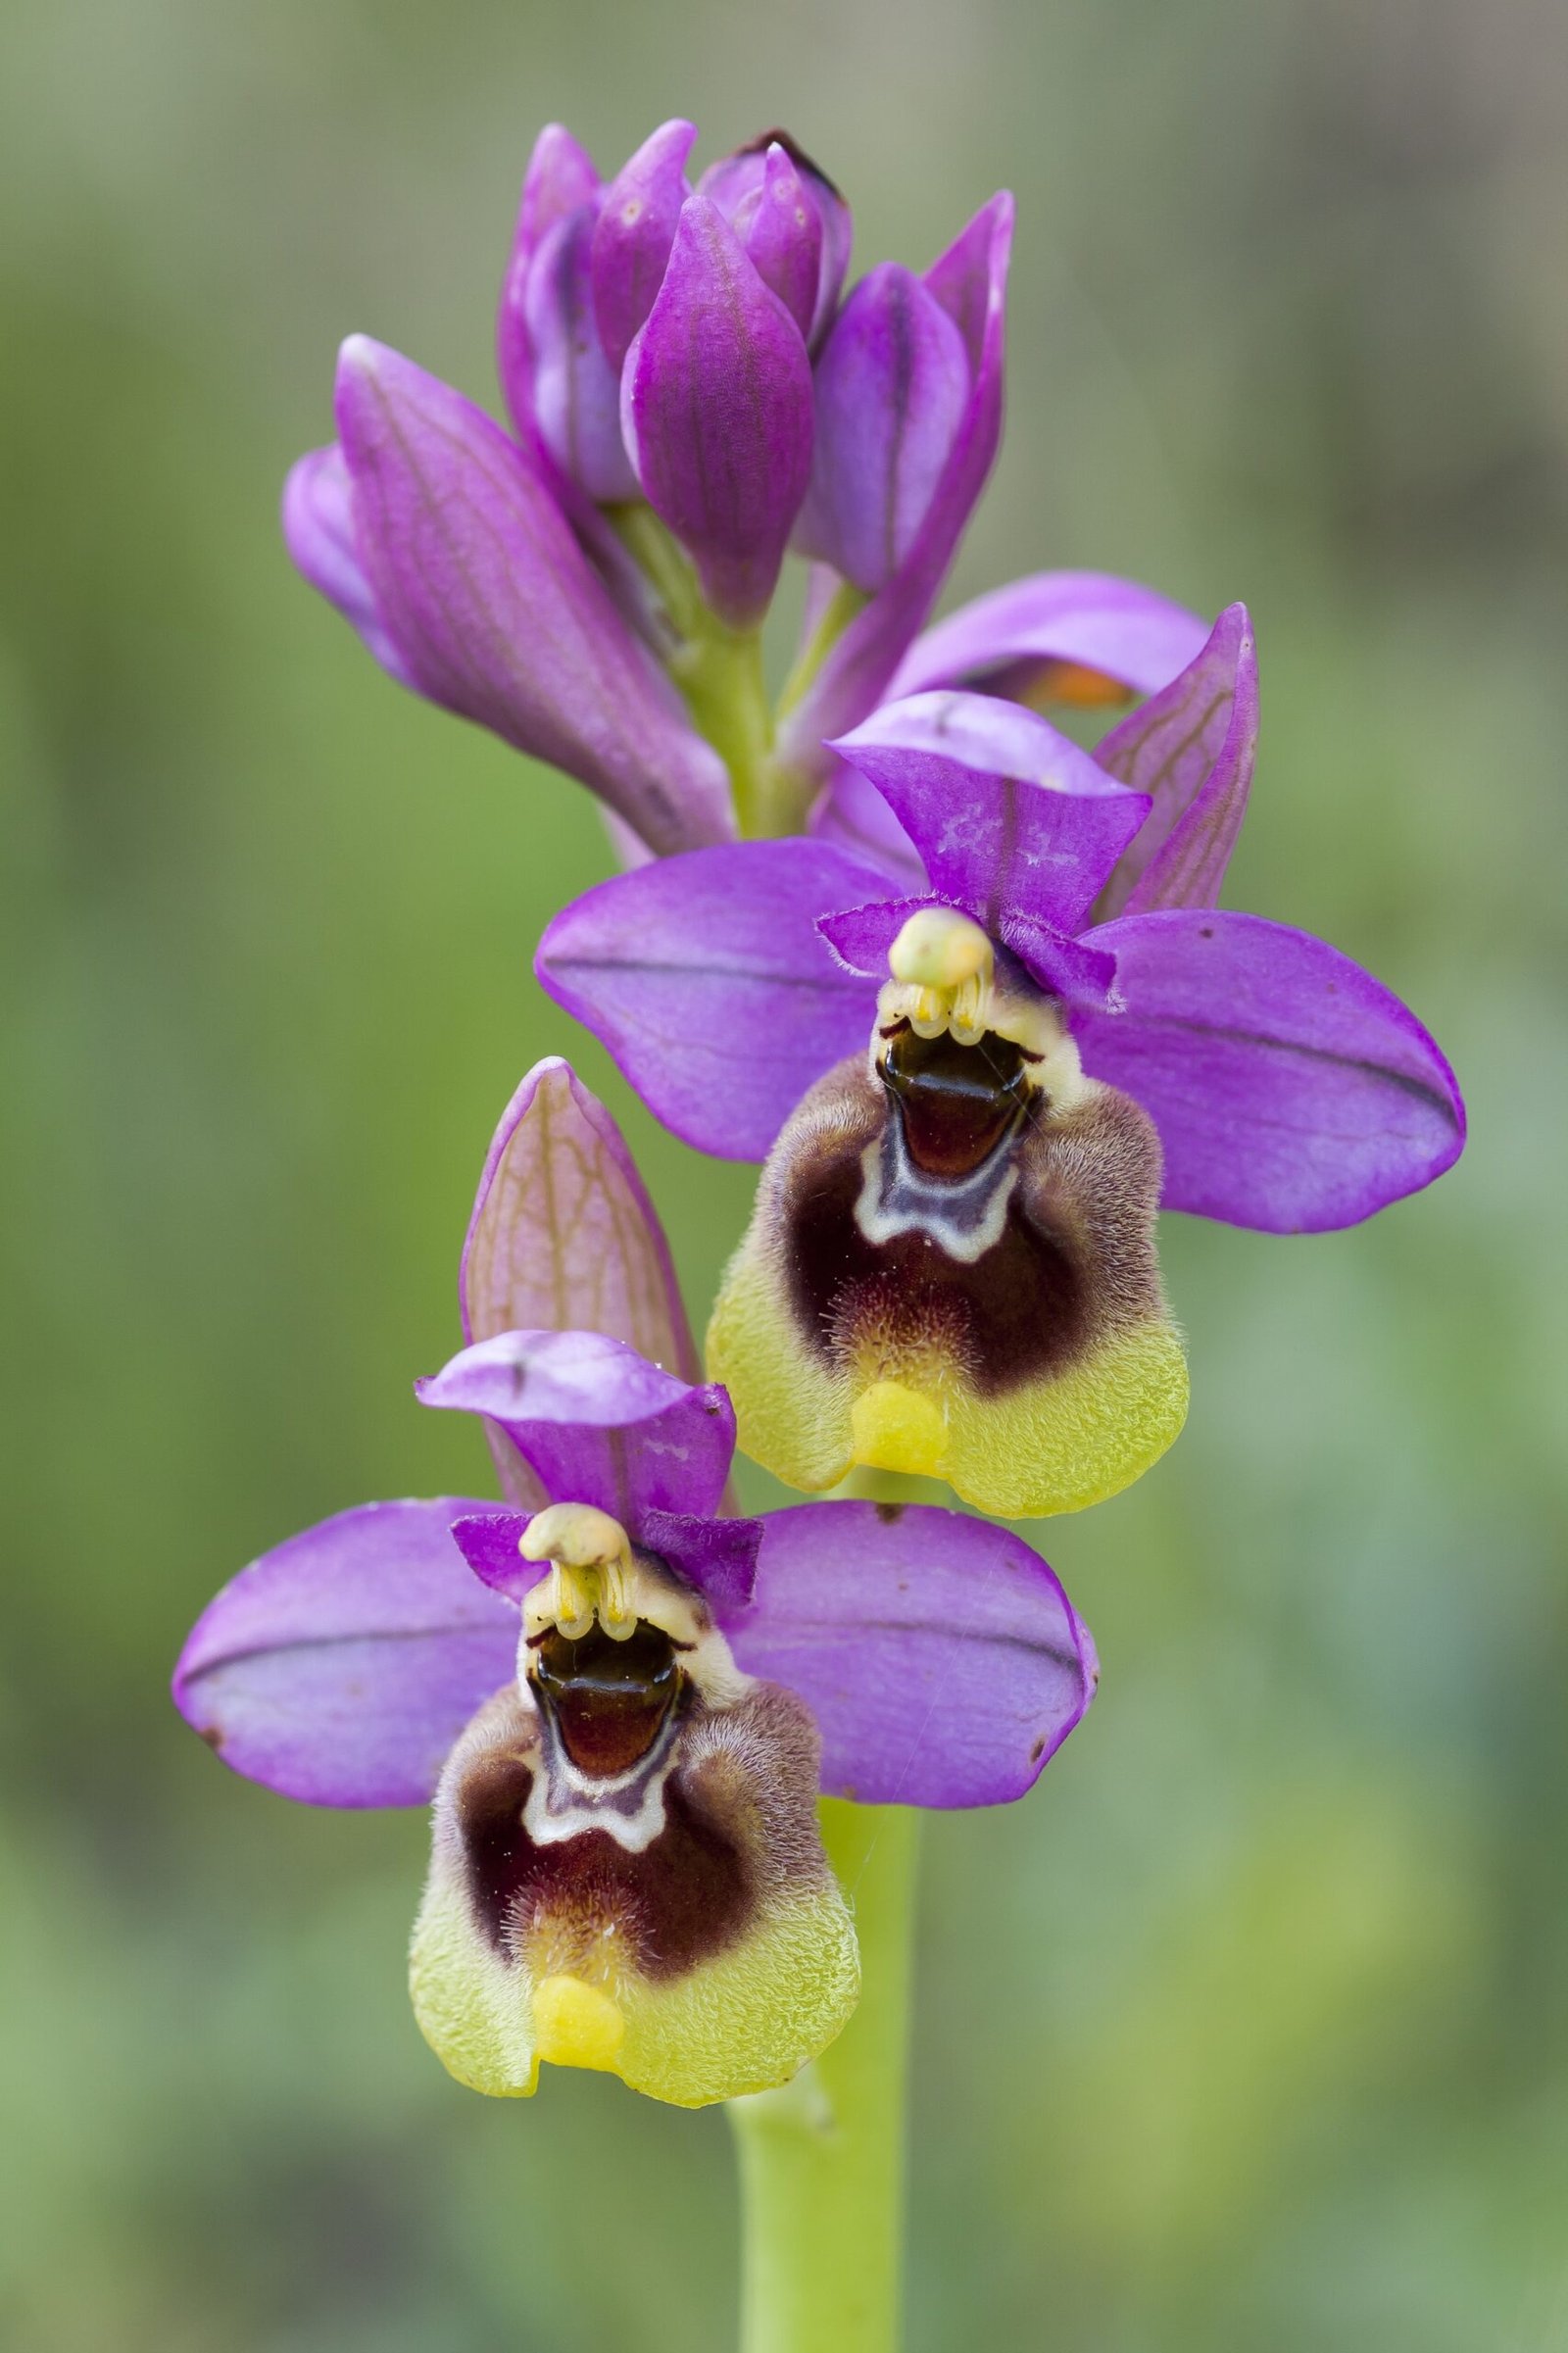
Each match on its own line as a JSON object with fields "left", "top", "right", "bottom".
{"left": 536, "top": 611, "right": 1464, "bottom": 1516}
{"left": 172, "top": 1061, "right": 1096, "bottom": 2106}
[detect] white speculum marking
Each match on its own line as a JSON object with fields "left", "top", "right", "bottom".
{"left": 854, "top": 1129, "right": 1021, "bottom": 1263}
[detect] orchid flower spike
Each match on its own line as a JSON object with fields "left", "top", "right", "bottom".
{"left": 537, "top": 614, "right": 1465, "bottom": 1517}
{"left": 172, "top": 1061, "right": 1097, "bottom": 2105}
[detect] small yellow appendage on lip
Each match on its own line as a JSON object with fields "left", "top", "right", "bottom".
{"left": 849, "top": 1381, "right": 948, "bottom": 1479}
{"left": 532, "top": 1975, "right": 626, "bottom": 2073}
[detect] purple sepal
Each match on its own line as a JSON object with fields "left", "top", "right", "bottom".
{"left": 776, "top": 194, "right": 1013, "bottom": 773}
{"left": 1075, "top": 908, "right": 1466, "bottom": 1231}
{"left": 460, "top": 1055, "right": 700, "bottom": 1513}
{"left": 818, "top": 895, "right": 1118, "bottom": 1012}
{"left": 621, "top": 196, "right": 814, "bottom": 628}
{"left": 887, "top": 568, "right": 1211, "bottom": 702}
{"left": 795, "top": 264, "right": 971, "bottom": 594}
{"left": 734, "top": 142, "right": 822, "bottom": 338}
{"left": 808, "top": 756, "right": 930, "bottom": 886}
{"left": 719, "top": 1502, "right": 1097, "bottom": 1807}
{"left": 1093, "top": 603, "right": 1258, "bottom": 919}
{"left": 416, "top": 1330, "right": 736, "bottom": 1521}
{"left": 172, "top": 1499, "right": 514, "bottom": 1808}
{"left": 329, "top": 336, "right": 733, "bottom": 856}
{"left": 699, "top": 133, "right": 851, "bottom": 347}
{"left": 524, "top": 205, "right": 639, "bottom": 503}
{"left": 451, "top": 1505, "right": 761, "bottom": 1611}
{"left": 830, "top": 690, "right": 1151, "bottom": 933}
{"left": 590, "top": 118, "right": 697, "bottom": 370}
{"left": 461, "top": 1056, "right": 700, "bottom": 1377}
{"left": 536, "top": 841, "right": 885, "bottom": 1160}
{"left": 280, "top": 445, "right": 415, "bottom": 687}
{"left": 497, "top": 123, "right": 601, "bottom": 436}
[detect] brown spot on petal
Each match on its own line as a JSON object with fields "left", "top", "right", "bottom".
{"left": 874, "top": 1502, "right": 906, "bottom": 1525}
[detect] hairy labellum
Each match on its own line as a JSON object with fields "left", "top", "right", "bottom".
{"left": 410, "top": 1542, "right": 858, "bottom": 2106}
{"left": 708, "top": 1033, "right": 1188, "bottom": 1518}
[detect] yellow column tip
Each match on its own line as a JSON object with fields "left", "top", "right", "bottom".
{"left": 532, "top": 1975, "right": 626, "bottom": 2073}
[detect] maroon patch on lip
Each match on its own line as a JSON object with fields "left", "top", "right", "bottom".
{"left": 879, "top": 1025, "right": 1032, "bottom": 1177}
{"left": 458, "top": 1742, "right": 756, "bottom": 1981}
{"left": 787, "top": 1144, "right": 1090, "bottom": 1395}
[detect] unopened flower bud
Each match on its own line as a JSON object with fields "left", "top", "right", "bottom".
{"left": 591, "top": 118, "right": 698, "bottom": 371}
{"left": 795, "top": 263, "right": 972, "bottom": 595}
{"left": 700, "top": 129, "right": 852, "bottom": 348}
{"left": 621, "top": 196, "right": 814, "bottom": 628}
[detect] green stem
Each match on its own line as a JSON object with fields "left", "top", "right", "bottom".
{"left": 729, "top": 1801, "right": 920, "bottom": 2353}
{"left": 775, "top": 580, "right": 869, "bottom": 722}
{"left": 672, "top": 624, "right": 777, "bottom": 836}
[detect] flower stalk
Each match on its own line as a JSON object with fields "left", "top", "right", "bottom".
{"left": 730, "top": 1799, "right": 920, "bottom": 2353}
{"left": 669, "top": 620, "right": 783, "bottom": 836}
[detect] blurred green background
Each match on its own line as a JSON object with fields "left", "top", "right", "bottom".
{"left": 2, "top": 0, "right": 1565, "bottom": 2344}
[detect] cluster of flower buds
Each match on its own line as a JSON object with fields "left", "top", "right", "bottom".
{"left": 283, "top": 117, "right": 1057, "bottom": 846}
{"left": 180, "top": 115, "right": 1467, "bottom": 2120}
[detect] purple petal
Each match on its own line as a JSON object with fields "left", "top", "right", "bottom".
{"left": 417, "top": 1331, "right": 737, "bottom": 1522}
{"left": 775, "top": 194, "right": 1013, "bottom": 772}
{"left": 795, "top": 264, "right": 971, "bottom": 595}
{"left": 831, "top": 690, "right": 1151, "bottom": 933}
{"left": 815, "top": 892, "right": 943, "bottom": 976}
{"left": 448, "top": 1508, "right": 539, "bottom": 1601}
{"left": 450, "top": 1505, "right": 761, "bottom": 1612}
{"left": 1075, "top": 908, "right": 1466, "bottom": 1231}
{"left": 699, "top": 130, "right": 851, "bottom": 348}
{"left": 998, "top": 909, "right": 1120, "bottom": 1008}
{"left": 462, "top": 1056, "right": 699, "bottom": 1376}
{"left": 420, "top": 1328, "right": 697, "bottom": 1428}
{"left": 497, "top": 123, "right": 601, "bottom": 436}
{"left": 818, "top": 893, "right": 1117, "bottom": 1012}
{"left": 887, "top": 568, "right": 1212, "bottom": 702}
{"left": 1093, "top": 603, "right": 1258, "bottom": 920}
{"left": 735, "top": 142, "right": 822, "bottom": 339}
{"left": 621, "top": 196, "right": 814, "bottom": 628}
{"left": 590, "top": 118, "right": 697, "bottom": 371}
{"left": 172, "top": 1499, "right": 514, "bottom": 1808}
{"left": 332, "top": 336, "right": 732, "bottom": 857}
{"left": 524, "top": 205, "right": 639, "bottom": 503}
{"left": 535, "top": 841, "right": 885, "bottom": 1160}
{"left": 636, "top": 1509, "right": 761, "bottom": 1608}
{"left": 720, "top": 1502, "right": 1097, "bottom": 1807}
{"left": 280, "top": 445, "right": 415, "bottom": 687}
